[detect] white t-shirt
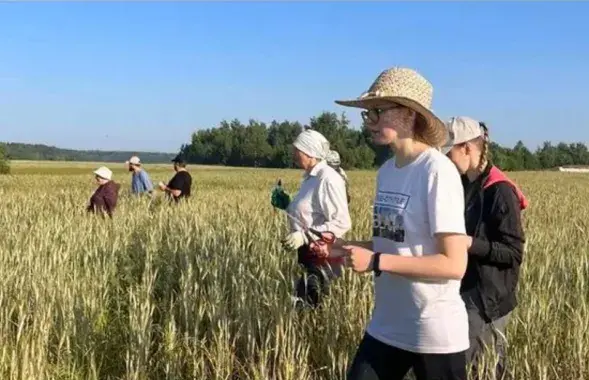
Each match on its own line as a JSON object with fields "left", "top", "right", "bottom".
{"left": 366, "top": 147, "right": 469, "bottom": 354}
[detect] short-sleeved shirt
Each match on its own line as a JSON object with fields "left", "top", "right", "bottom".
{"left": 167, "top": 170, "right": 192, "bottom": 202}
{"left": 367, "top": 147, "right": 469, "bottom": 354}
{"left": 131, "top": 169, "right": 153, "bottom": 194}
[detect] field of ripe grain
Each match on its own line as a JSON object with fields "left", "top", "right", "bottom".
{"left": 0, "top": 161, "right": 587, "bottom": 380}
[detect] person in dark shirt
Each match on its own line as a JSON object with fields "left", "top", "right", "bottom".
{"left": 441, "top": 116, "right": 528, "bottom": 380}
{"left": 87, "top": 166, "right": 121, "bottom": 218}
{"left": 158, "top": 155, "right": 192, "bottom": 202}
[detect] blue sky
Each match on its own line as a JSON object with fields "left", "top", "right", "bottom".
{"left": 1, "top": 2, "right": 588, "bottom": 153}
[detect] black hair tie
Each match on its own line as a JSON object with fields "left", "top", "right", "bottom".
{"left": 479, "top": 121, "right": 489, "bottom": 139}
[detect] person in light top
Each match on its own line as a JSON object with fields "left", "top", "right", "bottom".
{"left": 126, "top": 155, "right": 154, "bottom": 196}
{"left": 279, "top": 128, "right": 351, "bottom": 308}
{"left": 326, "top": 149, "right": 350, "bottom": 203}
{"left": 441, "top": 116, "right": 528, "bottom": 380}
{"left": 326, "top": 150, "right": 348, "bottom": 182}
{"left": 333, "top": 67, "right": 470, "bottom": 380}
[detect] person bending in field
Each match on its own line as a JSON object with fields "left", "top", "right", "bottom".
{"left": 272, "top": 128, "right": 351, "bottom": 309}
{"left": 440, "top": 116, "right": 528, "bottom": 380}
{"left": 333, "top": 67, "right": 470, "bottom": 380}
{"left": 87, "top": 166, "right": 120, "bottom": 218}
{"left": 159, "top": 154, "right": 192, "bottom": 203}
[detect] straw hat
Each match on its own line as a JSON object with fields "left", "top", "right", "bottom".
{"left": 335, "top": 67, "right": 447, "bottom": 147}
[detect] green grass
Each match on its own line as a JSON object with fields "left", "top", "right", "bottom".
{"left": 0, "top": 161, "right": 587, "bottom": 379}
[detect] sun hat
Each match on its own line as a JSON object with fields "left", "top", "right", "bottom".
{"left": 440, "top": 116, "right": 487, "bottom": 155}
{"left": 326, "top": 150, "right": 341, "bottom": 166}
{"left": 293, "top": 129, "right": 331, "bottom": 160}
{"left": 334, "top": 67, "right": 446, "bottom": 147}
{"left": 93, "top": 166, "right": 112, "bottom": 180}
{"left": 126, "top": 156, "right": 141, "bottom": 165}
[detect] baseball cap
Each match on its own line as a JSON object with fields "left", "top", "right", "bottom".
{"left": 126, "top": 156, "right": 141, "bottom": 165}
{"left": 171, "top": 154, "right": 186, "bottom": 164}
{"left": 440, "top": 116, "right": 486, "bottom": 155}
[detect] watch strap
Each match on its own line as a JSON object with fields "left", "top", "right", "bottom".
{"left": 373, "top": 252, "right": 382, "bottom": 277}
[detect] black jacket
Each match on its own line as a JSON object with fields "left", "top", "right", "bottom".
{"left": 461, "top": 163, "right": 528, "bottom": 322}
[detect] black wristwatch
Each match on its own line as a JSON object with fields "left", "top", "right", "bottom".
{"left": 372, "top": 252, "right": 382, "bottom": 277}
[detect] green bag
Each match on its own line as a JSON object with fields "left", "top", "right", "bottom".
{"left": 271, "top": 179, "right": 291, "bottom": 210}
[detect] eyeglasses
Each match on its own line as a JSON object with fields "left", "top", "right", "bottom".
{"left": 361, "top": 104, "right": 401, "bottom": 125}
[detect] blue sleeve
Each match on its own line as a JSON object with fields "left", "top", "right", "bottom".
{"left": 142, "top": 171, "right": 153, "bottom": 191}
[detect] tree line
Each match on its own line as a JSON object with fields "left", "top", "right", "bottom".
{"left": 179, "top": 111, "right": 589, "bottom": 171}
{"left": 2, "top": 111, "right": 588, "bottom": 174}
{"left": 0, "top": 145, "right": 9, "bottom": 174}
{"left": 0, "top": 143, "right": 176, "bottom": 165}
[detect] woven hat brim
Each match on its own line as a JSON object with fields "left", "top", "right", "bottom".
{"left": 334, "top": 96, "right": 447, "bottom": 147}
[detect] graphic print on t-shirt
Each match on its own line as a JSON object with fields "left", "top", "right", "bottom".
{"left": 373, "top": 191, "right": 409, "bottom": 243}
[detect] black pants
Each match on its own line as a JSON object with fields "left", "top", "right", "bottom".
{"left": 347, "top": 333, "right": 467, "bottom": 380}
{"left": 463, "top": 289, "right": 511, "bottom": 380}
{"left": 295, "top": 247, "right": 336, "bottom": 308}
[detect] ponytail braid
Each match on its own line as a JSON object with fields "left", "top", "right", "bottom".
{"left": 478, "top": 122, "right": 490, "bottom": 172}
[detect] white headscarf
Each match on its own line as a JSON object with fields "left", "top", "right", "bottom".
{"left": 326, "top": 150, "right": 341, "bottom": 166}
{"left": 293, "top": 129, "right": 330, "bottom": 160}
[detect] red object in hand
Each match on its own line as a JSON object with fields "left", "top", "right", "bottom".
{"left": 305, "top": 229, "right": 342, "bottom": 266}
{"left": 309, "top": 231, "right": 335, "bottom": 258}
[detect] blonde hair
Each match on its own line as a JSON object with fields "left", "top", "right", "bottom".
{"left": 389, "top": 106, "right": 432, "bottom": 146}
{"left": 454, "top": 121, "right": 490, "bottom": 172}
{"left": 476, "top": 122, "right": 490, "bottom": 172}
{"left": 412, "top": 112, "right": 431, "bottom": 146}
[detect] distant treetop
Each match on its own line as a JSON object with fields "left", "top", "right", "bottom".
{"left": 179, "top": 112, "right": 588, "bottom": 171}
{"left": 0, "top": 142, "right": 176, "bottom": 164}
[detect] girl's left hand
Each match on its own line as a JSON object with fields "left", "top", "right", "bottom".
{"left": 343, "top": 245, "right": 374, "bottom": 273}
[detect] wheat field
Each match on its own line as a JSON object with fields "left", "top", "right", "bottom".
{"left": 0, "top": 160, "right": 587, "bottom": 380}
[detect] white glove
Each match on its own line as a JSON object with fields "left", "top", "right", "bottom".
{"left": 282, "top": 231, "right": 308, "bottom": 251}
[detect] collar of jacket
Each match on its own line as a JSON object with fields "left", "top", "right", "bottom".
{"left": 462, "top": 162, "right": 529, "bottom": 211}
{"left": 304, "top": 160, "right": 328, "bottom": 179}
{"left": 461, "top": 162, "right": 492, "bottom": 187}
{"left": 461, "top": 162, "right": 492, "bottom": 211}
